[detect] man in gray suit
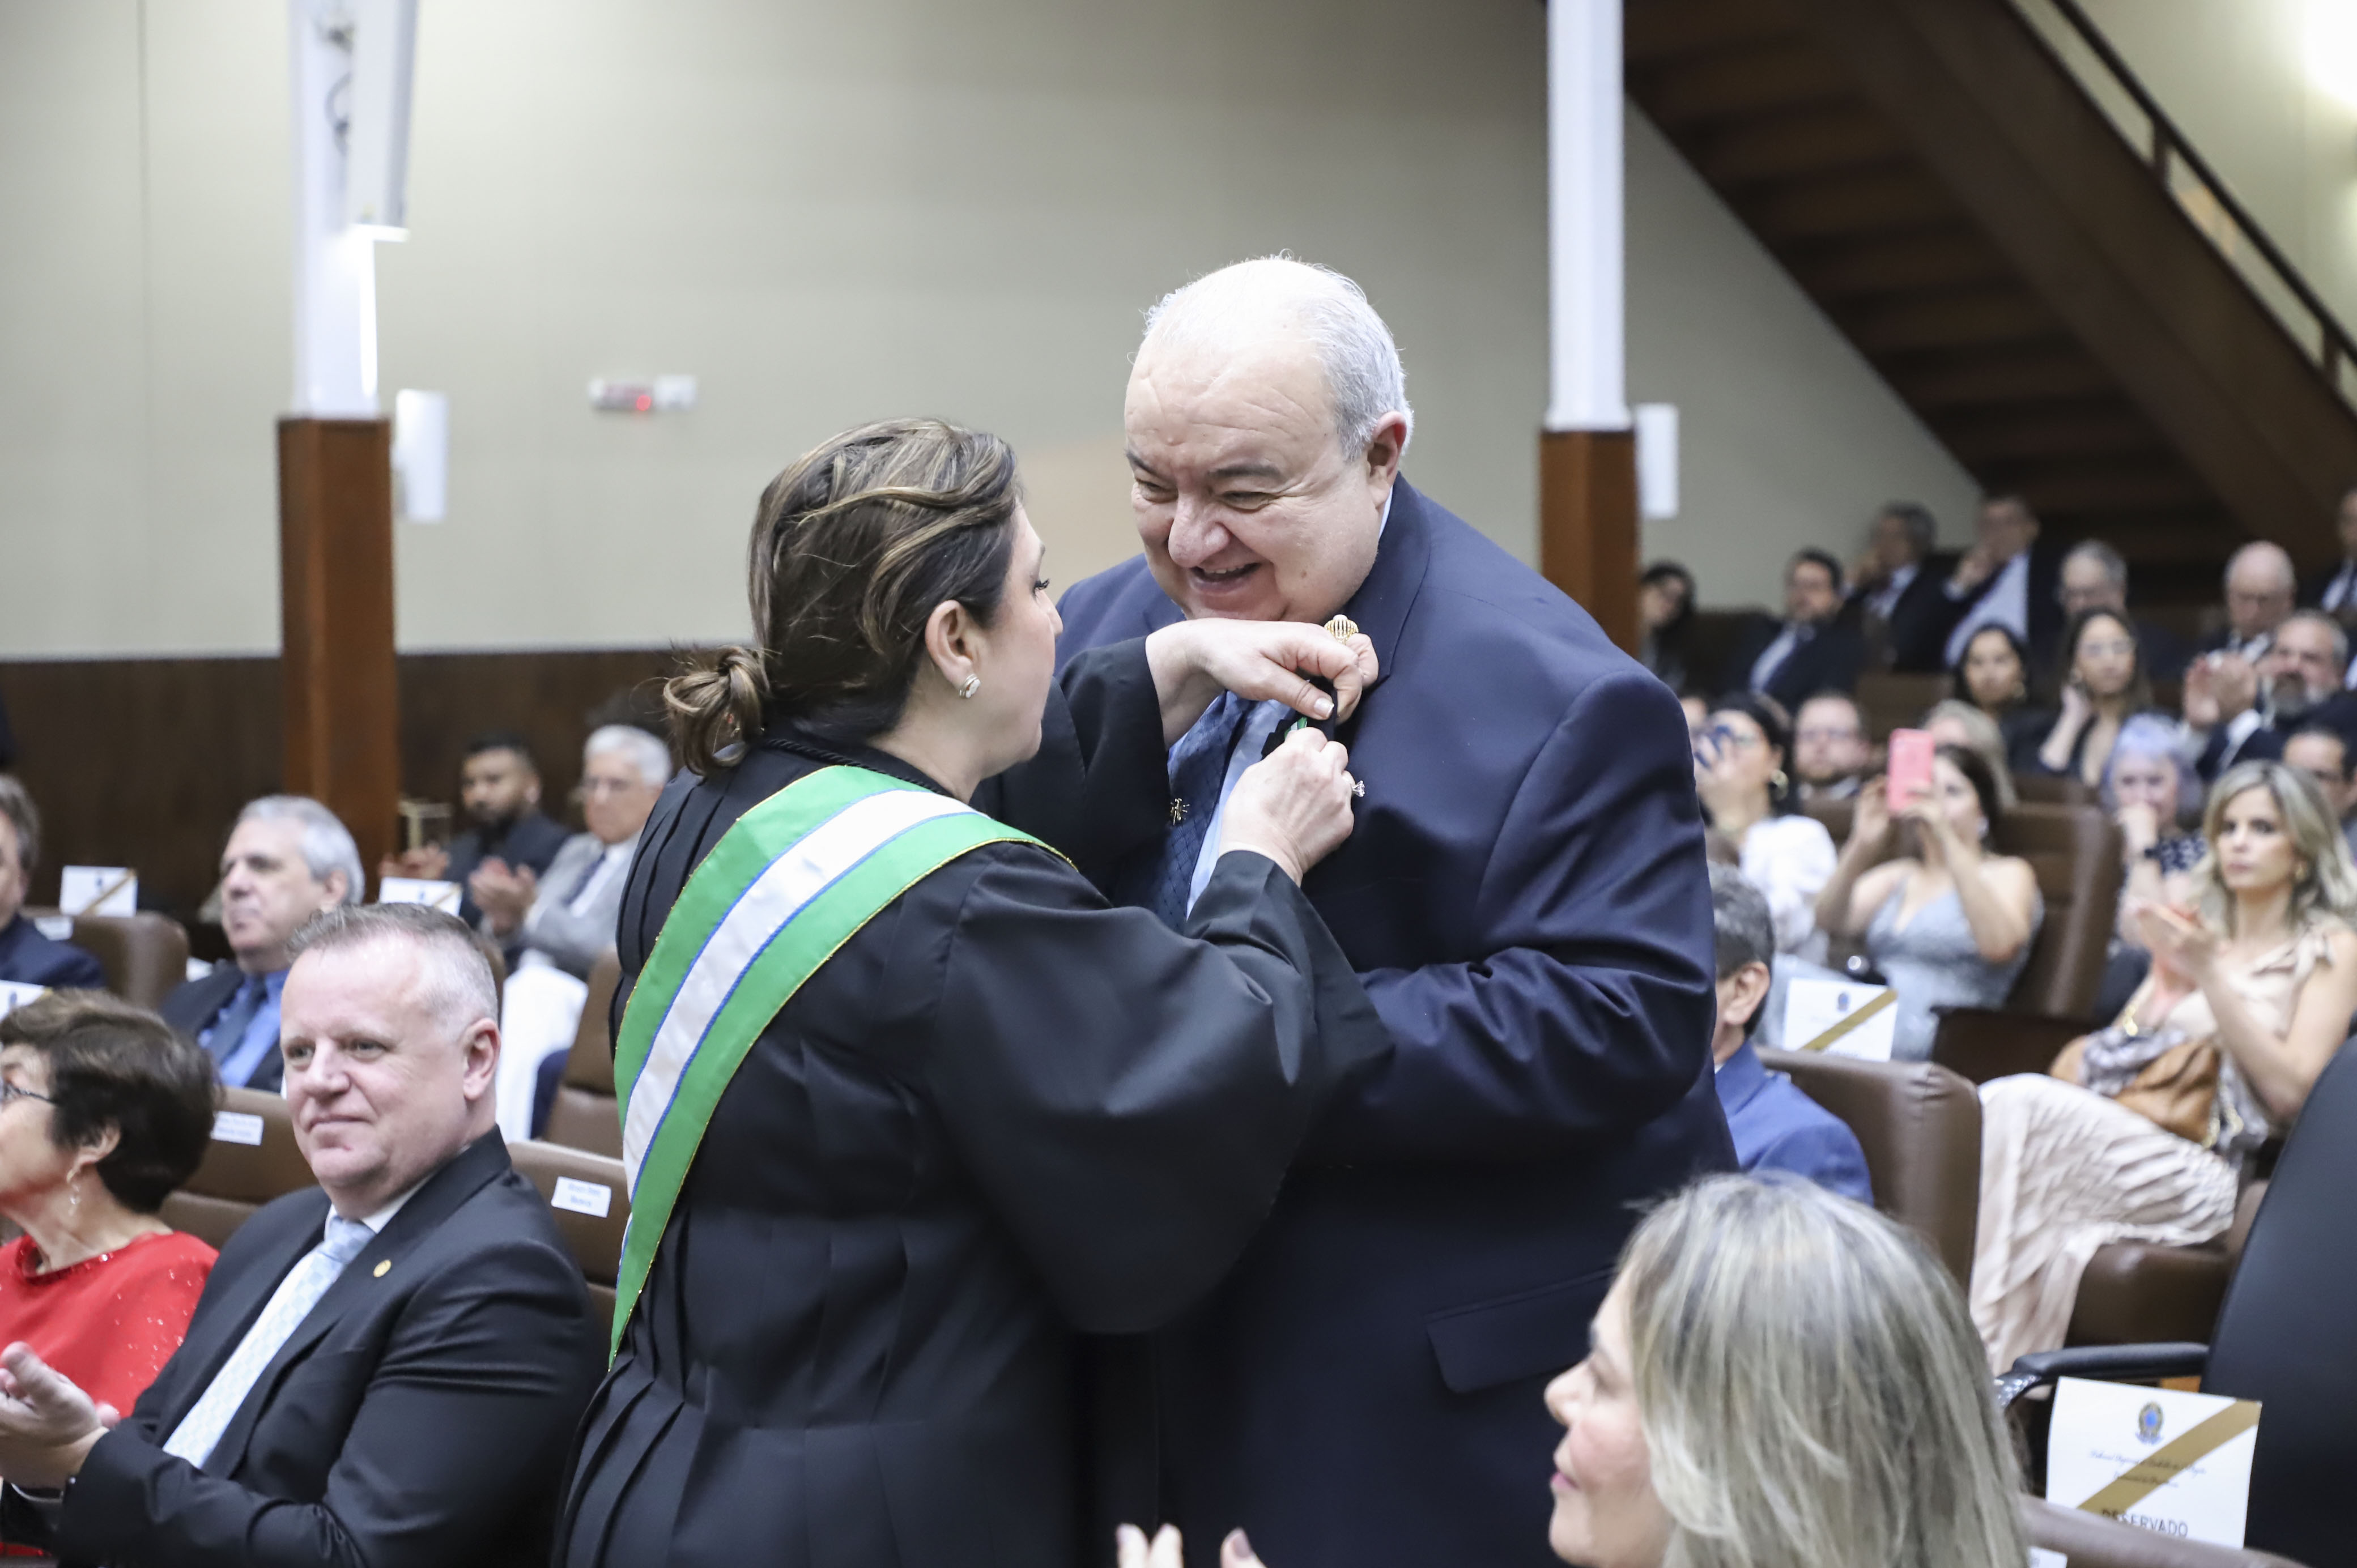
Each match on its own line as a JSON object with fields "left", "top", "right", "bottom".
{"left": 476, "top": 725, "right": 667, "bottom": 1136}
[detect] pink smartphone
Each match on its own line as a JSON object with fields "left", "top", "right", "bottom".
{"left": 1887, "top": 728, "right": 1935, "bottom": 811}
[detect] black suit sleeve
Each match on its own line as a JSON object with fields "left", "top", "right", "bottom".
{"left": 925, "top": 847, "right": 1386, "bottom": 1335}
{"left": 52, "top": 1235, "right": 597, "bottom": 1568}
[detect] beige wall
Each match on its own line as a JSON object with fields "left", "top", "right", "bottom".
{"left": 1, "top": 0, "right": 1995, "bottom": 655}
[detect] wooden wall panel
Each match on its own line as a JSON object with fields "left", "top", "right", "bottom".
{"left": 0, "top": 647, "right": 686, "bottom": 932}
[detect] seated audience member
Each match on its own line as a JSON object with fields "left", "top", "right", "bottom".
{"left": 2282, "top": 724, "right": 2357, "bottom": 861}
{"left": 1921, "top": 700, "right": 2019, "bottom": 811}
{"left": 1975, "top": 761, "right": 2357, "bottom": 1369}
{"left": 1816, "top": 745, "right": 2043, "bottom": 1062}
{"left": 159, "top": 796, "right": 360, "bottom": 1092}
{"left": 0, "top": 778, "right": 103, "bottom": 990}
{"left": 2186, "top": 608, "right": 2357, "bottom": 778}
{"left": 481, "top": 725, "right": 667, "bottom": 1140}
{"left": 0, "top": 902, "right": 603, "bottom": 1566}
{"left": 2025, "top": 607, "right": 2151, "bottom": 787}
{"left": 2303, "top": 483, "right": 2357, "bottom": 636}
{"left": 1720, "top": 550, "right": 1865, "bottom": 712}
{"left": 1637, "top": 561, "right": 1696, "bottom": 694}
{"left": 1901, "top": 495, "right": 2061, "bottom": 676}
{"left": 1124, "top": 1177, "right": 2026, "bottom": 1568}
{"left": 1948, "top": 624, "right": 2048, "bottom": 774}
{"left": 2203, "top": 540, "right": 2298, "bottom": 661}
{"left": 1792, "top": 693, "right": 1872, "bottom": 803}
{"left": 1707, "top": 867, "right": 1871, "bottom": 1203}
{"left": 1694, "top": 694, "right": 1837, "bottom": 955}
{"left": 2096, "top": 717, "right": 2209, "bottom": 1017}
{"left": 1845, "top": 501, "right": 1943, "bottom": 671}
{"left": 0, "top": 991, "right": 216, "bottom": 1418}
{"left": 380, "top": 731, "right": 571, "bottom": 926}
{"left": 2057, "top": 539, "right": 2192, "bottom": 681}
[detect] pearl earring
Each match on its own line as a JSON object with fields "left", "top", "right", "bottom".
{"left": 958, "top": 676, "right": 981, "bottom": 699}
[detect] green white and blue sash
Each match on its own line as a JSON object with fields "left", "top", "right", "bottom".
{"left": 607, "top": 764, "right": 1052, "bottom": 1354}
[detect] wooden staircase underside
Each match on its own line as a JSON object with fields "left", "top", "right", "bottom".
{"left": 1627, "top": 0, "right": 2357, "bottom": 602}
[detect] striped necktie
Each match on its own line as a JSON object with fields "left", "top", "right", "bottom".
{"left": 1150, "top": 693, "right": 1249, "bottom": 928}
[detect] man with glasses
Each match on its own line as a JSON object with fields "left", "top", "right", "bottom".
{"left": 2056, "top": 539, "right": 2190, "bottom": 681}
{"left": 1791, "top": 693, "right": 1873, "bottom": 803}
{"left": 2188, "top": 611, "right": 2357, "bottom": 779}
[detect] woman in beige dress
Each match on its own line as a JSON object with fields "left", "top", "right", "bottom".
{"left": 1973, "top": 760, "right": 2357, "bottom": 1370}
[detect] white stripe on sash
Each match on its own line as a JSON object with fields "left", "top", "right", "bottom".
{"left": 620, "top": 787, "right": 971, "bottom": 1193}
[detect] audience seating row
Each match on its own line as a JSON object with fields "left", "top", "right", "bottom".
{"left": 25, "top": 906, "right": 188, "bottom": 1010}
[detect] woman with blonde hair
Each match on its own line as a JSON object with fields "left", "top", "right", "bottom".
{"left": 1974, "top": 760, "right": 2357, "bottom": 1369}
{"left": 1125, "top": 1175, "right": 2028, "bottom": 1568}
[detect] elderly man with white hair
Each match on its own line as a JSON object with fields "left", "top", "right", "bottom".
{"left": 160, "top": 795, "right": 364, "bottom": 1092}
{"left": 0, "top": 902, "right": 603, "bottom": 1566}
{"left": 1055, "top": 257, "right": 1730, "bottom": 1567}
{"left": 2203, "top": 539, "right": 2299, "bottom": 662}
{"left": 475, "top": 723, "right": 668, "bottom": 1138}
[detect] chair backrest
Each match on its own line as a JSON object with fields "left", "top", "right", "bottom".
{"left": 2019, "top": 1498, "right": 2304, "bottom": 1568}
{"left": 1993, "top": 803, "right": 2121, "bottom": 1017}
{"left": 541, "top": 949, "right": 622, "bottom": 1157}
{"left": 507, "top": 1139, "right": 629, "bottom": 1322}
{"left": 158, "top": 1086, "right": 315, "bottom": 1247}
{"left": 25, "top": 907, "right": 190, "bottom": 1010}
{"left": 1854, "top": 671, "right": 1948, "bottom": 739}
{"left": 2201, "top": 1042, "right": 2357, "bottom": 1565}
{"left": 1756, "top": 1049, "right": 1981, "bottom": 1286}
{"left": 2014, "top": 772, "right": 2099, "bottom": 807}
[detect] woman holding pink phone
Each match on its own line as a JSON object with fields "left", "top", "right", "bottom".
{"left": 1814, "top": 742, "right": 2044, "bottom": 1060}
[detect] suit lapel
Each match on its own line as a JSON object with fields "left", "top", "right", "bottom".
{"left": 198, "top": 1131, "right": 514, "bottom": 1477}
{"left": 143, "top": 1192, "right": 329, "bottom": 1439}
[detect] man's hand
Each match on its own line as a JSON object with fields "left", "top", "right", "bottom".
{"left": 1117, "top": 1526, "right": 1265, "bottom": 1568}
{"left": 0, "top": 1344, "right": 106, "bottom": 1489}
{"left": 468, "top": 859, "right": 537, "bottom": 937}
{"left": 1146, "top": 620, "right": 1380, "bottom": 745}
{"left": 1949, "top": 544, "right": 1997, "bottom": 595}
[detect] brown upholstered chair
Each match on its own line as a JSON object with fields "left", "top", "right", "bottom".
{"left": 2014, "top": 772, "right": 2099, "bottom": 807}
{"left": 1756, "top": 1048, "right": 1981, "bottom": 1286}
{"left": 507, "top": 1139, "right": 628, "bottom": 1322}
{"left": 1853, "top": 671, "right": 1947, "bottom": 739}
{"left": 23, "top": 907, "right": 190, "bottom": 1010}
{"left": 542, "top": 949, "right": 622, "bottom": 1158}
{"left": 2019, "top": 1498, "right": 2305, "bottom": 1567}
{"left": 158, "top": 1086, "right": 314, "bottom": 1247}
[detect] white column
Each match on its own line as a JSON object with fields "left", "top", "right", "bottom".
{"left": 1545, "top": 0, "right": 1628, "bottom": 433}
{"left": 288, "top": 0, "right": 377, "bottom": 416}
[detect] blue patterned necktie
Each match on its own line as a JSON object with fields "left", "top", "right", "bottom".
{"left": 199, "top": 975, "right": 266, "bottom": 1069}
{"left": 1150, "top": 693, "right": 1249, "bottom": 928}
{"left": 161, "top": 1214, "right": 376, "bottom": 1466}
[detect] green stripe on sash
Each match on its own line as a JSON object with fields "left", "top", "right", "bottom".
{"left": 607, "top": 764, "right": 1053, "bottom": 1355}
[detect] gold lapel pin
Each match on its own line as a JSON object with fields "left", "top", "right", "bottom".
{"left": 372, "top": 1259, "right": 391, "bottom": 1278}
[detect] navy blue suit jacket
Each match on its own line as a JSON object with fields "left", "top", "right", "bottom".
{"left": 1714, "top": 1041, "right": 1872, "bottom": 1204}
{"left": 1053, "top": 478, "right": 1733, "bottom": 1567}
{"left": 0, "top": 914, "right": 104, "bottom": 990}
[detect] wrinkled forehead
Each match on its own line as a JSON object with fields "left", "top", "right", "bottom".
{"left": 1125, "top": 327, "right": 1335, "bottom": 464}
{"left": 283, "top": 940, "right": 441, "bottom": 1041}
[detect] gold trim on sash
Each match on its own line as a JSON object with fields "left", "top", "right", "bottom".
{"left": 1797, "top": 987, "right": 1897, "bottom": 1053}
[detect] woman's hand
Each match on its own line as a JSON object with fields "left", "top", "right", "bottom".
{"left": 1220, "top": 728, "right": 1358, "bottom": 884}
{"left": 1118, "top": 1526, "right": 1263, "bottom": 1568}
{"left": 1691, "top": 734, "right": 1751, "bottom": 821}
{"left": 1847, "top": 778, "right": 1897, "bottom": 855}
{"left": 1146, "top": 620, "right": 1379, "bottom": 745}
{"left": 2116, "top": 803, "right": 2160, "bottom": 858}
{"left": 2133, "top": 900, "right": 2219, "bottom": 983}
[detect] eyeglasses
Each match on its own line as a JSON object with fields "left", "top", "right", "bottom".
{"left": 0, "top": 1080, "right": 53, "bottom": 1109}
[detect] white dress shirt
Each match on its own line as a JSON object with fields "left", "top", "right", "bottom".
{"left": 1944, "top": 551, "right": 2031, "bottom": 668}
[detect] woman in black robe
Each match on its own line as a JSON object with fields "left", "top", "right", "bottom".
{"left": 558, "top": 419, "right": 1387, "bottom": 1568}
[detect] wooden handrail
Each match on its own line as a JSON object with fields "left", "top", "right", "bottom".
{"left": 2011, "top": 0, "right": 2357, "bottom": 400}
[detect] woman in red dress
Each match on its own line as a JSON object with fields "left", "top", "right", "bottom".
{"left": 0, "top": 990, "right": 219, "bottom": 1417}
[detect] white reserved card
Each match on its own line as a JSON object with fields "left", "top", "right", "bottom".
{"left": 58, "top": 866, "right": 137, "bottom": 917}
{"left": 377, "top": 877, "right": 463, "bottom": 915}
{"left": 2048, "top": 1377, "right": 2260, "bottom": 1546}
{"left": 0, "top": 982, "right": 46, "bottom": 1017}
{"left": 212, "top": 1111, "right": 266, "bottom": 1147}
{"left": 1781, "top": 975, "right": 1898, "bottom": 1060}
{"left": 550, "top": 1175, "right": 615, "bottom": 1218}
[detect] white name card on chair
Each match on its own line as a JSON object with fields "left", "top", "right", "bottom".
{"left": 377, "top": 877, "right": 463, "bottom": 915}
{"left": 1781, "top": 976, "right": 1897, "bottom": 1060}
{"left": 212, "top": 1110, "right": 267, "bottom": 1147}
{"left": 550, "top": 1176, "right": 613, "bottom": 1218}
{"left": 0, "top": 982, "right": 46, "bottom": 1017}
{"left": 59, "top": 866, "right": 137, "bottom": 917}
{"left": 2047, "top": 1377, "right": 2260, "bottom": 1546}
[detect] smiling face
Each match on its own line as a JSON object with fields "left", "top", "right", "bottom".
{"left": 1125, "top": 327, "right": 1400, "bottom": 624}
{"left": 1544, "top": 1282, "right": 1674, "bottom": 1568}
{"left": 280, "top": 938, "right": 496, "bottom": 1217}
{"left": 1960, "top": 628, "right": 2026, "bottom": 710}
{"left": 2214, "top": 785, "right": 2297, "bottom": 899}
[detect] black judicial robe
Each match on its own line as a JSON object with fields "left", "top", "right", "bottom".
{"left": 556, "top": 644, "right": 1385, "bottom": 1568}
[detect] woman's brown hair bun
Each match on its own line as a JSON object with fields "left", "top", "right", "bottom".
{"left": 667, "top": 419, "right": 1022, "bottom": 775}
